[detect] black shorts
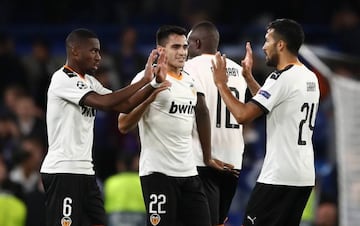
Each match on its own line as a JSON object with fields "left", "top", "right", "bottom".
{"left": 140, "top": 172, "right": 210, "bottom": 226}
{"left": 197, "top": 166, "right": 239, "bottom": 225}
{"left": 41, "top": 173, "right": 106, "bottom": 226}
{"left": 242, "top": 182, "right": 312, "bottom": 226}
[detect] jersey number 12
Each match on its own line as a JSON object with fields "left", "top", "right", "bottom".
{"left": 216, "top": 87, "right": 240, "bottom": 129}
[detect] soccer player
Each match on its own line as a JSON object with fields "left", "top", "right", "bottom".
{"left": 40, "top": 28, "right": 169, "bottom": 226}
{"left": 212, "top": 19, "right": 320, "bottom": 226}
{"left": 184, "top": 21, "right": 246, "bottom": 226}
{"left": 118, "top": 25, "right": 223, "bottom": 226}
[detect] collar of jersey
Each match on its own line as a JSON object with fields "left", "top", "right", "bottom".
{"left": 167, "top": 71, "right": 183, "bottom": 80}
{"left": 201, "top": 53, "right": 215, "bottom": 56}
{"left": 64, "top": 65, "right": 85, "bottom": 79}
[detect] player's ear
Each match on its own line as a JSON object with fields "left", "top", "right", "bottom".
{"left": 70, "top": 45, "right": 79, "bottom": 56}
{"left": 277, "top": 40, "right": 285, "bottom": 51}
{"left": 196, "top": 39, "right": 201, "bottom": 49}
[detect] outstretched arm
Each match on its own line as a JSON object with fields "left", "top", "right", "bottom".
{"left": 83, "top": 49, "right": 168, "bottom": 113}
{"left": 241, "top": 42, "right": 261, "bottom": 96}
{"left": 118, "top": 48, "right": 170, "bottom": 133}
{"left": 212, "top": 52, "right": 263, "bottom": 124}
{"left": 118, "top": 80, "right": 170, "bottom": 134}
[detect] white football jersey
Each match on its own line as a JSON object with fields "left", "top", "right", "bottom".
{"left": 183, "top": 54, "right": 247, "bottom": 169}
{"left": 131, "top": 70, "right": 199, "bottom": 177}
{"left": 40, "top": 66, "right": 112, "bottom": 175}
{"left": 251, "top": 64, "right": 320, "bottom": 186}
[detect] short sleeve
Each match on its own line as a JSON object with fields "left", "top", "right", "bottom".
{"left": 51, "top": 75, "right": 95, "bottom": 105}
{"left": 183, "top": 61, "right": 205, "bottom": 95}
{"left": 130, "top": 70, "right": 145, "bottom": 85}
{"left": 89, "top": 76, "right": 112, "bottom": 95}
{"left": 252, "top": 74, "right": 289, "bottom": 113}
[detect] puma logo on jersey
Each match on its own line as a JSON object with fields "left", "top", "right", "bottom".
{"left": 169, "top": 101, "right": 195, "bottom": 114}
{"left": 247, "top": 215, "right": 257, "bottom": 225}
{"left": 81, "top": 106, "right": 95, "bottom": 117}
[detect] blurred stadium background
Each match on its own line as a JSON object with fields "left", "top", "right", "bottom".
{"left": 0, "top": 0, "right": 359, "bottom": 225}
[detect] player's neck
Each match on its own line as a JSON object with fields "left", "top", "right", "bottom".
{"left": 168, "top": 65, "right": 182, "bottom": 76}
{"left": 64, "top": 63, "right": 85, "bottom": 77}
{"left": 168, "top": 68, "right": 182, "bottom": 80}
{"left": 277, "top": 56, "right": 301, "bottom": 70}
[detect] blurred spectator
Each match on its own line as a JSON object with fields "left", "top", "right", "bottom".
{"left": 93, "top": 66, "right": 122, "bottom": 180}
{"left": 94, "top": 65, "right": 113, "bottom": 89}
{"left": 315, "top": 202, "right": 338, "bottom": 226}
{"left": 9, "top": 137, "right": 44, "bottom": 193}
{"left": 0, "top": 33, "right": 29, "bottom": 93}
{"left": 13, "top": 95, "right": 46, "bottom": 144}
{"left": 112, "top": 27, "right": 146, "bottom": 87}
{"left": 0, "top": 154, "right": 24, "bottom": 200}
{"left": 8, "top": 137, "right": 46, "bottom": 226}
{"left": 22, "top": 38, "right": 62, "bottom": 109}
{"left": 331, "top": 6, "right": 360, "bottom": 57}
{"left": 93, "top": 66, "right": 140, "bottom": 181}
{"left": 0, "top": 84, "right": 27, "bottom": 118}
{"left": 0, "top": 116, "right": 21, "bottom": 168}
{"left": 104, "top": 151, "right": 145, "bottom": 226}
{"left": 0, "top": 154, "right": 27, "bottom": 226}
{"left": 97, "top": 46, "right": 121, "bottom": 90}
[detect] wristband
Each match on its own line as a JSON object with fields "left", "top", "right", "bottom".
{"left": 150, "top": 78, "right": 162, "bottom": 88}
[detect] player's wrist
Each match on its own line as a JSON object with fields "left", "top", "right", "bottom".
{"left": 150, "top": 78, "right": 162, "bottom": 88}
{"left": 215, "top": 82, "right": 227, "bottom": 89}
{"left": 203, "top": 156, "right": 211, "bottom": 165}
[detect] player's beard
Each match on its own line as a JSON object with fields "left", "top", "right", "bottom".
{"left": 86, "top": 69, "right": 95, "bottom": 75}
{"left": 85, "top": 66, "right": 97, "bottom": 75}
{"left": 265, "top": 52, "right": 279, "bottom": 68}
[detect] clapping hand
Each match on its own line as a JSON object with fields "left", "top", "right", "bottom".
{"left": 211, "top": 52, "right": 228, "bottom": 86}
{"left": 241, "top": 42, "right": 254, "bottom": 80}
{"left": 153, "top": 48, "right": 167, "bottom": 83}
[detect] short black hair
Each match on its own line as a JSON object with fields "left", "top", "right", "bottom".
{"left": 267, "top": 18, "right": 304, "bottom": 55}
{"left": 65, "top": 28, "right": 98, "bottom": 49}
{"left": 191, "top": 21, "right": 218, "bottom": 36}
{"left": 190, "top": 20, "right": 219, "bottom": 50}
{"left": 156, "top": 25, "right": 187, "bottom": 46}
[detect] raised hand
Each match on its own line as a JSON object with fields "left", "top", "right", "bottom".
{"left": 211, "top": 52, "right": 228, "bottom": 86}
{"left": 241, "top": 42, "right": 254, "bottom": 80}
{"left": 143, "top": 49, "right": 160, "bottom": 83}
{"left": 153, "top": 48, "right": 167, "bottom": 83}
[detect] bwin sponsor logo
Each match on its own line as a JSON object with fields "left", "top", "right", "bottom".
{"left": 169, "top": 101, "right": 195, "bottom": 114}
